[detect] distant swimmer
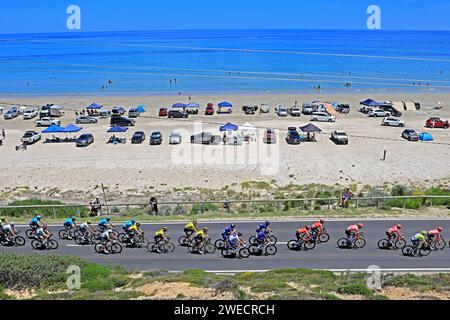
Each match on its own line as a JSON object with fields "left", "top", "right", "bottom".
{"left": 108, "top": 79, "right": 113, "bottom": 84}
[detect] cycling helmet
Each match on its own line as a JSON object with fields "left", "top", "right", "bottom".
{"left": 306, "top": 225, "right": 311, "bottom": 230}
{"left": 86, "top": 221, "right": 91, "bottom": 224}
{"left": 396, "top": 224, "right": 402, "bottom": 229}
{"left": 105, "top": 217, "right": 111, "bottom": 222}
{"left": 203, "top": 227, "right": 209, "bottom": 232}
{"left": 131, "top": 220, "right": 136, "bottom": 224}
{"left": 421, "top": 230, "right": 427, "bottom": 235}
{"left": 36, "top": 215, "right": 42, "bottom": 220}
{"left": 0, "top": 217, "right": 5, "bottom": 221}
{"left": 265, "top": 220, "right": 270, "bottom": 226}
{"left": 437, "top": 227, "right": 443, "bottom": 232}
{"left": 136, "top": 222, "right": 141, "bottom": 227}
{"left": 357, "top": 223, "right": 364, "bottom": 228}
{"left": 230, "top": 224, "right": 236, "bottom": 228}
{"left": 319, "top": 219, "right": 325, "bottom": 224}
{"left": 162, "top": 227, "right": 168, "bottom": 231}
{"left": 71, "top": 216, "right": 77, "bottom": 220}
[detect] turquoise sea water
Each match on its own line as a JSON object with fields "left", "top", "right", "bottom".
{"left": 0, "top": 29, "right": 449, "bottom": 95}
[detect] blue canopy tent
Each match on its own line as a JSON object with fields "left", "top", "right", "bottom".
{"left": 299, "top": 123, "right": 321, "bottom": 142}
{"left": 62, "top": 124, "right": 82, "bottom": 133}
{"left": 86, "top": 103, "right": 103, "bottom": 110}
{"left": 107, "top": 126, "right": 129, "bottom": 133}
{"left": 172, "top": 103, "right": 186, "bottom": 109}
{"left": 41, "top": 124, "right": 65, "bottom": 133}
{"left": 186, "top": 102, "right": 200, "bottom": 108}
{"left": 136, "top": 105, "right": 145, "bottom": 113}
{"left": 419, "top": 132, "right": 434, "bottom": 141}
{"left": 360, "top": 99, "right": 391, "bottom": 107}
{"left": 219, "top": 122, "right": 238, "bottom": 131}
{"left": 218, "top": 101, "right": 233, "bottom": 107}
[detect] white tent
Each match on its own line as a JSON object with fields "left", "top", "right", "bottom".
{"left": 239, "top": 122, "right": 257, "bottom": 131}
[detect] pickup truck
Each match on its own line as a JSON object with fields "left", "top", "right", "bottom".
{"left": 21, "top": 131, "right": 41, "bottom": 144}
{"left": 330, "top": 130, "right": 349, "bottom": 145}
{"left": 35, "top": 117, "right": 61, "bottom": 127}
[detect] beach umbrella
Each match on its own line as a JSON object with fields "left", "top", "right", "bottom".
{"left": 186, "top": 102, "right": 200, "bottom": 108}
{"left": 136, "top": 105, "right": 145, "bottom": 113}
{"left": 172, "top": 103, "right": 186, "bottom": 108}
{"left": 219, "top": 122, "right": 238, "bottom": 131}
{"left": 218, "top": 101, "right": 233, "bottom": 108}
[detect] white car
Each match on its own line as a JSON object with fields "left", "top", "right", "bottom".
{"left": 311, "top": 112, "right": 335, "bottom": 122}
{"left": 288, "top": 106, "right": 302, "bottom": 117}
{"left": 169, "top": 131, "right": 182, "bottom": 144}
{"left": 368, "top": 109, "right": 390, "bottom": 117}
{"left": 35, "top": 117, "right": 60, "bottom": 127}
{"left": 23, "top": 109, "right": 38, "bottom": 119}
{"left": 76, "top": 116, "right": 98, "bottom": 124}
{"left": 381, "top": 117, "right": 405, "bottom": 127}
{"left": 276, "top": 105, "right": 288, "bottom": 116}
{"left": 21, "top": 131, "right": 41, "bottom": 144}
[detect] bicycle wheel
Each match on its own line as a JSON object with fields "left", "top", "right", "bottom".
{"left": 14, "top": 236, "right": 26, "bottom": 246}
{"left": 111, "top": 243, "right": 122, "bottom": 254}
{"left": 137, "top": 237, "right": 150, "bottom": 248}
{"left": 287, "top": 240, "right": 299, "bottom": 250}
{"left": 111, "top": 229, "right": 119, "bottom": 237}
{"left": 178, "top": 235, "right": 188, "bottom": 246}
{"left": 25, "top": 229, "right": 34, "bottom": 239}
{"left": 268, "top": 235, "right": 278, "bottom": 244}
{"left": 214, "top": 239, "right": 225, "bottom": 250}
{"left": 337, "top": 238, "right": 349, "bottom": 248}
{"left": 377, "top": 239, "right": 389, "bottom": 249}
{"left": 355, "top": 238, "right": 366, "bottom": 249}
{"left": 434, "top": 240, "right": 446, "bottom": 250}
{"left": 402, "top": 245, "right": 414, "bottom": 256}
{"left": 94, "top": 243, "right": 104, "bottom": 253}
{"left": 164, "top": 242, "right": 175, "bottom": 253}
{"left": 31, "top": 239, "right": 42, "bottom": 250}
{"left": 48, "top": 239, "right": 58, "bottom": 250}
{"left": 249, "top": 245, "right": 261, "bottom": 255}
{"left": 146, "top": 241, "right": 156, "bottom": 252}
{"left": 239, "top": 247, "right": 250, "bottom": 258}
{"left": 394, "top": 239, "right": 406, "bottom": 250}
{"left": 248, "top": 236, "right": 257, "bottom": 245}
{"left": 204, "top": 242, "right": 216, "bottom": 254}
{"left": 318, "top": 233, "right": 330, "bottom": 243}
{"left": 265, "top": 245, "right": 277, "bottom": 255}
{"left": 118, "top": 233, "right": 128, "bottom": 243}
{"left": 221, "top": 249, "right": 229, "bottom": 258}
{"left": 419, "top": 247, "right": 431, "bottom": 257}
{"left": 304, "top": 241, "right": 316, "bottom": 251}
{"left": 58, "top": 229, "right": 68, "bottom": 239}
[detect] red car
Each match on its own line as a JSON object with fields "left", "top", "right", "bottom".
{"left": 263, "top": 129, "right": 277, "bottom": 144}
{"left": 425, "top": 117, "right": 449, "bottom": 129}
{"left": 205, "top": 103, "right": 214, "bottom": 115}
{"left": 158, "top": 107, "right": 168, "bottom": 117}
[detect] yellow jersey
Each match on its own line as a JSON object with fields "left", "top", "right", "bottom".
{"left": 155, "top": 229, "right": 166, "bottom": 237}
{"left": 185, "top": 222, "right": 197, "bottom": 229}
{"left": 195, "top": 230, "right": 206, "bottom": 238}
{"left": 129, "top": 225, "right": 139, "bottom": 232}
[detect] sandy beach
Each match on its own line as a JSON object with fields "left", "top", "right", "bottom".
{"left": 0, "top": 92, "right": 449, "bottom": 202}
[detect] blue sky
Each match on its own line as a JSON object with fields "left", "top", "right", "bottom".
{"left": 1, "top": 0, "right": 450, "bottom": 34}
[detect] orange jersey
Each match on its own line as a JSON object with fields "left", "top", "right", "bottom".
{"left": 387, "top": 226, "right": 399, "bottom": 234}
{"left": 297, "top": 227, "right": 309, "bottom": 234}
{"left": 312, "top": 221, "right": 323, "bottom": 229}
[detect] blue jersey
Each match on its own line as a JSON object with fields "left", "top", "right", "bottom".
{"left": 123, "top": 220, "right": 134, "bottom": 229}
{"left": 256, "top": 223, "right": 268, "bottom": 232}
{"left": 224, "top": 226, "right": 234, "bottom": 234}
{"left": 64, "top": 218, "right": 75, "bottom": 225}
{"left": 98, "top": 219, "right": 109, "bottom": 226}
{"left": 30, "top": 217, "right": 39, "bottom": 225}
{"left": 257, "top": 230, "right": 266, "bottom": 239}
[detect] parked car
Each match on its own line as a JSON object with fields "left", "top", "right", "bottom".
{"left": 311, "top": 112, "right": 335, "bottom": 122}
{"left": 379, "top": 105, "right": 402, "bottom": 117}
{"left": 169, "top": 131, "right": 182, "bottom": 144}
{"left": 150, "top": 131, "right": 163, "bottom": 145}
{"left": 401, "top": 129, "right": 419, "bottom": 141}
{"left": 263, "top": 129, "right": 277, "bottom": 144}
{"left": 110, "top": 116, "right": 135, "bottom": 127}
{"left": 76, "top": 133, "right": 94, "bottom": 147}
{"left": 35, "top": 117, "right": 60, "bottom": 127}
{"left": 425, "top": 117, "right": 449, "bottom": 129}
{"left": 288, "top": 106, "right": 302, "bottom": 117}
{"left": 23, "top": 109, "right": 38, "bottom": 119}
{"left": 276, "top": 105, "right": 288, "bottom": 117}
{"left": 3, "top": 108, "right": 19, "bottom": 120}
{"left": 381, "top": 117, "right": 405, "bottom": 127}
{"left": 190, "top": 132, "right": 217, "bottom": 144}
{"left": 112, "top": 107, "right": 126, "bottom": 116}
{"left": 302, "top": 103, "right": 315, "bottom": 115}
{"left": 131, "top": 131, "right": 146, "bottom": 144}
{"left": 21, "top": 131, "right": 41, "bottom": 144}
{"left": 330, "top": 130, "right": 349, "bottom": 145}
{"left": 285, "top": 127, "right": 301, "bottom": 144}
{"left": 40, "top": 105, "right": 62, "bottom": 118}
{"left": 158, "top": 107, "right": 168, "bottom": 117}
{"left": 128, "top": 108, "right": 141, "bottom": 118}
{"left": 168, "top": 109, "right": 188, "bottom": 118}
{"left": 242, "top": 106, "right": 258, "bottom": 115}
{"left": 76, "top": 116, "right": 98, "bottom": 124}
{"left": 368, "top": 109, "right": 391, "bottom": 117}
{"left": 335, "top": 104, "right": 350, "bottom": 113}
{"left": 205, "top": 103, "right": 214, "bottom": 115}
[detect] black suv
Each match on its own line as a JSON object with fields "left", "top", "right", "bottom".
{"left": 168, "top": 110, "right": 188, "bottom": 118}
{"left": 131, "top": 131, "right": 146, "bottom": 144}
{"left": 285, "top": 127, "right": 302, "bottom": 144}
{"left": 110, "top": 116, "right": 135, "bottom": 126}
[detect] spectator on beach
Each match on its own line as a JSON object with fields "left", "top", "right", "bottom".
{"left": 2, "top": 129, "right": 5, "bottom": 138}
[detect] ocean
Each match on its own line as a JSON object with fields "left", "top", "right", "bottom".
{"left": 0, "top": 29, "right": 449, "bottom": 95}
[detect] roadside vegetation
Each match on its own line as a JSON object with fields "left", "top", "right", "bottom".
{"left": 1, "top": 253, "right": 449, "bottom": 300}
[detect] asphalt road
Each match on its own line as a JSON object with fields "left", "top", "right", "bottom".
{"left": 1, "top": 219, "right": 450, "bottom": 271}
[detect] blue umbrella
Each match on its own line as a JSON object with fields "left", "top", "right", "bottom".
{"left": 186, "top": 102, "right": 200, "bottom": 108}
{"left": 172, "top": 103, "right": 186, "bottom": 108}
{"left": 218, "top": 101, "right": 233, "bottom": 108}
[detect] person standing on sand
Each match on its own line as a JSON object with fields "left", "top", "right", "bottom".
{"left": 149, "top": 197, "right": 158, "bottom": 215}
{"left": 2, "top": 129, "right": 5, "bottom": 138}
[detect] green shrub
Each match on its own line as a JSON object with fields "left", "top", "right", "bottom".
{"left": 338, "top": 283, "right": 373, "bottom": 296}
{"left": 0, "top": 199, "right": 88, "bottom": 218}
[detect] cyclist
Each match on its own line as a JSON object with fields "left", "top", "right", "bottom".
{"left": 184, "top": 220, "right": 199, "bottom": 240}
{"left": 427, "top": 227, "right": 443, "bottom": 243}
{"left": 63, "top": 216, "right": 78, "bottom": 239}
{"left": 0, "top": 217, "right": 17, "bottom": 241}
{"left": 29, "top": 215, "right": 44, "bottom": 231}
{"left": 36, "top": 225, "right": 52, "bottom": 245}
{"left": 256, "top": 221, "right": 271, "bottom": 233}
{"left": 310, "top": 219, "right": 325, "bottom": 239}
{"left": 255, "top": 228, "right": 270, "bottom": 247}
{"left": 127, "top": 222, "right": 143, "bottom": 244}
{"left": 228, "top": 232, "right": 246, "bottom": 254}
{"left": 194, "top": 227, "right": 209, "bottom": 254}
{"left": 345, "top": 223, "right": 364, "bottom": 245}
{"left": 123, "top": 219, "right": 136, "bottom": 232}
{"left": 295, "top": 225, "right": 311, "bottom": 243}
{"left": 222, "top": 224, "right": 236, "bottom": 241}
{"left": 79, "top": 220, "right": 96, "bottom": 240}
{"left": 411, "top": 231, "right": 427, "bottom": 250}
{"left": 386, "top": 224, "right": 403, "bottom": 246}
{"left": 100, "top": 228, "right": 115, "bottom": 254}
{"left": 154, "top": 227, "right": 169, "bottom": 253}
{"left": 98, "top": 217, "right": 113, "bottom": 232}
